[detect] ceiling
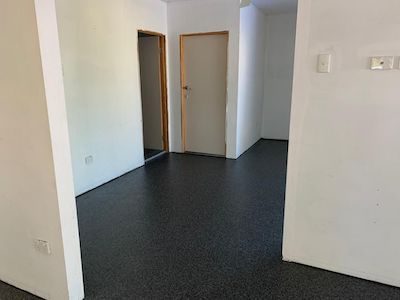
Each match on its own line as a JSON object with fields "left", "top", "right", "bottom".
{"left": 161, "top": 0, "right": 298, "bottom": 15}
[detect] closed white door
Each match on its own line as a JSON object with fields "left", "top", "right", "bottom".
{"left": 181, "top": 33, "right": 228, "bottom": 156}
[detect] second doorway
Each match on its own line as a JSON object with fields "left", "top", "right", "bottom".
{"left": 138, "top": 30, "right": 169, "bottom": 161}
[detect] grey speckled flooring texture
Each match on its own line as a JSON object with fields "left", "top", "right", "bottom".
{"left": 1, "top": 140, "right": 400, "bottom": 299}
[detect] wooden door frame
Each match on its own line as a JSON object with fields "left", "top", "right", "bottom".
{"left": 179, "top": 31, "right": 229, "bottom": 154}
{"left": 138, "top": 30, "right": 169, "bottom": 152}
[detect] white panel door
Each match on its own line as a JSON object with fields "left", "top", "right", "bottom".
{"left": 182, "top": 33, "right": 228, "bottom": 156}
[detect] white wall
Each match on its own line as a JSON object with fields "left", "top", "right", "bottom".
{"left": 167, "top": 0, "right": 241, "bottom": 159}
{"left": 139, "top": 36, "right": 163, "bottom": 150}
{"left": 56, "top": 0, "right": 168, "bottom": 195}
{"left": 0, "top": 0, "right": 83, "bottom": 298}
{"left": 236, "top": 4, "right": 266, "bottom": 157}
{"left": 262, "top": 13, "right": 296, "bottom": 140}
{"left": 284, "top": 0, "right": 400, "bottom": 287}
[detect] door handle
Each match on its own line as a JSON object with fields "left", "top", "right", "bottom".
{"left": 183, "top": 85, "right": 192, "bottom": 101}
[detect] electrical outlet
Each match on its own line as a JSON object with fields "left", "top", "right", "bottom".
{"left": 34, "top": 239, "right": 51, "bottom": 255}
{"left": 370, "top": 56, "right": 394, "bottom": 70}
{"left": 85, "top": 155, "right": 93, "bottom": 165}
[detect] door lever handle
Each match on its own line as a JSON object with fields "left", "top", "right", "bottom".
{"left": 183, "top": 85, "right": 192, "bottom": 101}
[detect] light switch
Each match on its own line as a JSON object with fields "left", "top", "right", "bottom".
{"left": 318, "top": 54, "right": 332, "bottom": 73}
{"left": 370, "top": 56, "right": 394, "bottom": 70}
{"left": 85, "top": 155, "right": 93, "bottom": 165}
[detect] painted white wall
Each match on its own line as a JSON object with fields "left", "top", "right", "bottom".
{"left": 0, "top": 0, "right": 83, "bottom": 298}
{"left": 236, "top": 4, "right": 266, "bottom": 157}
{"left": 139, "top": 36, "right": 163, "bottom": 150}
{"left": 262, "top": 13, "right": 297, "bottom": 140}
{"left": 167, "top": 0, "right": 241, "bottom": 159}
{"left": 284, "top": 0, "right": 400, "bottom": 288}
{"left": 56, "top": 0, "right": 168, "bottom": 195}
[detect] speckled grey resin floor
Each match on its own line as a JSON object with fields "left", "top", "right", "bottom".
{"left": 1, "top": 140, "right": 400, "bottom": 299}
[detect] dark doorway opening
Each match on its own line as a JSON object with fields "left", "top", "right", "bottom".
{"left": 138, "top": 30, "right": 169, "bottom": 162}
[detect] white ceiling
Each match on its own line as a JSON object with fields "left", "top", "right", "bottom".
{"left": 161, "top": 0, "right": 298, "bottom": 15}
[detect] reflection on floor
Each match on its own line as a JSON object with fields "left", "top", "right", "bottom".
{"left": 1, "top": 140, "right": 400, "bottom": 299}
{"left": 144, "top": 148, "right": 164, "bottom": 160}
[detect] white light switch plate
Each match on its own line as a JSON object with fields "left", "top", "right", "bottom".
{"left": 318, "top": 54, "right": 332, "bottom": 73}
{"left": 370, "top": 56, "right": 394, "bottom": 70}
{"left": 85, "top": 155, "right": 93, "bottom": 165}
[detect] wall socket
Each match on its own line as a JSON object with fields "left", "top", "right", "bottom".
{"left": 85, "top": 155, "right": 94, "bottom": 165}
{"left": 370, "top": 56, "right": 394, "bottom": 70}
{"left": 34, "top": 239, "right": 51, "bottom": 255}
